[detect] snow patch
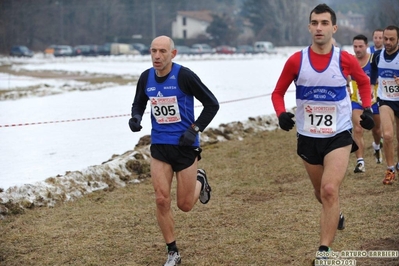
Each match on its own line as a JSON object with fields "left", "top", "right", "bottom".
{"left": 0, "top": 113, "right": 280, "bottom": 216}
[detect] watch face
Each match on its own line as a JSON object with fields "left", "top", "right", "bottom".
{"left": 192, "top": 125, "right": 199, "bottom": 132}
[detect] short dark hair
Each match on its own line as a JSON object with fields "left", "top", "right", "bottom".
{"left": 372, "top": 29, "right": 383, "bottom": 35}
{"left": 353, "top": 34, "right": 368, "bottom": 44}
{"left": 385, "top": 25, "right": 399, "bottom": 38}
{"left": 309, "top": 4, "right": 337, "bottom": 25}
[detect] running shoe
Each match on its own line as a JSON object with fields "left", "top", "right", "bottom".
{"left": 338, "top": 212, "right": 345, "bottom": 230}
{"left": 374, "top": 149, "right": 382, "bottom": 164}
{"left": 164, "top": 251, "right": 181, "bottom": 266}
{"left": 353, "top": 162, "right": 365, "bottom": 173}
{"left": 313, "top": 247, "right": 332, "bottom": 265}
{"left": 382, "top": 169, "right": 395, "bottom": 185}
{"left": 396, "top": 162, "right": 399, "bottom": 172}
{"left": 198, "top": 169, "right": 212, "bottom": 204}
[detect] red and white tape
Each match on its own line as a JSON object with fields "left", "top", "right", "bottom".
{"left": 0, "top": 92, "right": 293, "bottom": 128}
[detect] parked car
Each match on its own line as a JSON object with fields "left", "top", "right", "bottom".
{"left": 254, "top": 41, "right": 277, "bottom": 54}
{"left": 110, "top": 43, "right": 140, "bottom": 55}
{"left": 10, "top": 45, "right": 34, "bottom": 57}
{"left": 175, "top": 45, "right": 192, "bottom": 55}
{"left": 191, "top": 43, "right": 214, "bottom": 54}
{"left": 215, "top": 45, "right": 236, "bottom": 54}
{"left": 73, "top": 45, "right": 98, "bottom": 56}
{"left": 98, "top": 43, "right": 111, "bottom": 55}
{"left": 44, "top": 45, "right": 73, "bottom": 57}
{"left": 236, "top": 45, "right": 255, "bottom": 54}
{"left": 131, "top": 43, "right": 150, "bottom": 55}
{"left": 73, "top": 45, "right": 90, "bottom": 56}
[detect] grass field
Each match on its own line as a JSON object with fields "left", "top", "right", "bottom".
{"left": 0, "top": 128, "right": 398, "bottom": 266}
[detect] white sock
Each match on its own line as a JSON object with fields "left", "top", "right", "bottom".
{"left": 372, "top": 142, "right": 380, "bottom": 150}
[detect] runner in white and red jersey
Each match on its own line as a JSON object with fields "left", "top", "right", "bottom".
{"left": 271, "top": 3, "right": 374, "bottom": 263}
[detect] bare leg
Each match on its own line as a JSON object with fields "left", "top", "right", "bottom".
{"left": 304, "top": 145, "right": 351, "bottom": 247}
{"left": 151, "top": 157, "right": 202, "bottom": 244}
{"left": 380, "top": 106, "right": 395, "bottom": 168}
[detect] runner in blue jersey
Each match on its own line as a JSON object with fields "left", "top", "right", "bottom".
{"left": 350, "top": 34, "right": 382, "bottom": 173}
{"left": 370, "top": 25, "right": 399, "bottom": 185}
{"left": 129, "top": 35, "right": 219, "bottom": 266}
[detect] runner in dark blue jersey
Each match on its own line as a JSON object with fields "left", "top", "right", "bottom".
{"left": 129, "top": 35, "right": 219, "bottom": 266}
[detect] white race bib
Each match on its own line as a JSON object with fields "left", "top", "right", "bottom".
{"left": 303, "top": 104, "right": 337, "bottom": 134}
{"left": 150, "top": 96, "right": 181, "bottom": 124}
{"left": 380, "top": 78, "right": 399, "bottom": 99}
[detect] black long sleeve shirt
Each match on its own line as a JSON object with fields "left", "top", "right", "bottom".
{"left": 370, "top": 49, "right": 399, "bottom": 84}
{"left": 131, "top": 63, "right": 219, "bottom": 132}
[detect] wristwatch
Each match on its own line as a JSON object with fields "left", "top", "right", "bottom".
{"left": 191, "top": 124, "right": 200, "bottom": 133}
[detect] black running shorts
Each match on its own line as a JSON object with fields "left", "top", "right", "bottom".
{"left": 378, "top": 99, "right": 399, "bottom": 118}
{"left": 297, "top": 130, "right": 353, "bottom": 165}
{"left": 150, "top": 144, "right": 202, "bottom": 172}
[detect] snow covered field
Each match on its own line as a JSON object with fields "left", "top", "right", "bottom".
{"left": 0, "top": 47, "right": 301, "bottom": 193}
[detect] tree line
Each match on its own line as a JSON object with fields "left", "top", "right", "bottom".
{"left": 0, "top": 0, "right": 398, "bottom": 54}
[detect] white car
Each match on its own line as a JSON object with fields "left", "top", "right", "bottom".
{"left": 191, "top": 43, "right": 214, "bottom": 54}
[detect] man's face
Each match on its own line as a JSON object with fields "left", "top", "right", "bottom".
{"left": 308, "top": 12, "right": 337, "bottom": 46}
{"left": 353, "top": 39, "right": 368, "bottom": 59}
{"left": 383, "top": 29, "right": 399, "bottom": 54}
{"left": 150, "top": 37, "right": 176, "bottom": 75}
{"left": 373, "top": 31, "right": 383, "bottom": 49}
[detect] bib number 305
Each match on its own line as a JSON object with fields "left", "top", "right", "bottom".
{"left": 150, "top": 96, "right": 181, "bottom": 124}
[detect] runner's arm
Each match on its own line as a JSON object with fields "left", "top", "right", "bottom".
{"left": 271, "top": 52, "right": 300, "bottom": 117}
{"left": 178, "top": 67, "right": 219, "bottom": 131}
{"left": 369, "top": 50, "right": 381, "bottom": 85}
{"left": 131, "top": 70, "right": 150, "bottom": 117}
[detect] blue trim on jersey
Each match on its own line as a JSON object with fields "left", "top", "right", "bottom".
{"left": 370, "top": 46, "right": 375, "bottom": 54}
{"left": 146, "top": 63, "right": 199, "bottom": 146}
{"left": 378, "top": 67, "right": 399, "bottom": 78}
{"left": 296, "top": 85, "right": 348, "bottom": 102}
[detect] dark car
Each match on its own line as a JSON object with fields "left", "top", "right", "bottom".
{"left": 98, "top": 43, "right": 111, "bottom": 55}
{"left": 73, "top": 45, "right": 98, "bottom": 56}
{"left": 131, "top": 43, "right": 150, "bottom": 55}
{"left": 73, "top": 45, "right": 90, "bottom": 56}
{"left": 236, "top": 45, "right": 255, "bottom": 54}
{"left": 10, "top": 46, "right": 34, "bottom": 57}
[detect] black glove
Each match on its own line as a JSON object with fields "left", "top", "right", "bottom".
{"left": 128, "top": 115, "right": 142, "bottom": 132}
{"left": 179, "top": 126, "right": 198, "bottom": 146}
{"left": 359, "top": 108, "right": 374, "bottom": 130}
{"left": 278, "top": 112, "right": 295, "bottom": 131}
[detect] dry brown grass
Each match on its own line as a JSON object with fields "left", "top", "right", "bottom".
{"left": 0, "top": 129, "right": 398, "bottom": 266}
{"left": 0, "top": 64, "right": 138, "bottom": 100}
{"left": 0, "top": 64, "right": 137, "bottom": 85}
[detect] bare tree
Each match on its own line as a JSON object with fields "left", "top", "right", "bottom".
{"left": 367, "top": 0, "right": 399, "bottom": 31}
{"left": 242, "top": 0, "right": 317, "bottom": 46}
